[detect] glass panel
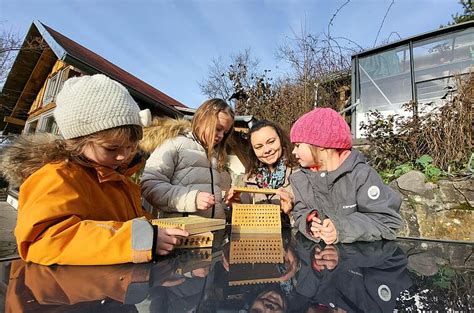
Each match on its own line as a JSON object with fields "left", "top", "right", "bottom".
{"left": 55, "top": 78, "right": 65, "bottom": 102}
{"left": 42, "top": 115, "right": 58, "bottom": 134}
{"left": 356, "top": 45, "right": 412, "bottom": 137}
{"left": 26, "top": 120, "right": 38, "bottom": 134}
{"left": 42, "top": 73, "right": 60, "bottom": 105}
{"left": 416, "top": 76, "right": 455, "bottom": 104}
{"left": 413, "top": 28, "right": 474, "bottom": 83}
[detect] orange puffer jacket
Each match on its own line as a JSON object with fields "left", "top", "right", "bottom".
{"left": 15, "top": 160, "right": 154, "bottom": 265}
{"left": 5, "top": 259, "right": 152, "bottom": 312}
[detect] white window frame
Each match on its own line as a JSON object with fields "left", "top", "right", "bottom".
{"left": 24, "top": 117, "right": 40, "bottom": 135}
{"left": 42, "top": 67, "right": 81, "bottom": 105}
{"left": 43, "top": 72, "right": 61, "bottom": 105}
{"left": 38, "top": 111, "right": 59, "bottom": 135}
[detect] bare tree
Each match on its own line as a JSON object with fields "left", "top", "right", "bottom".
{"left": 0, "top": 23, "right": 49, "bottom": 125}
{"left": 199, "top": 1, "right": 403, "bottom": 130}
{"left": 0, "top": 22, "right": 22, "bottom": 85}
{"left": 198, "top": 56, "right": 233, "bottom": 101}
{"left": 199, "top": 48, "right": 261, "bottom": 105}
{"left": 277, "top": 20, "right": 362, "bottom": 110}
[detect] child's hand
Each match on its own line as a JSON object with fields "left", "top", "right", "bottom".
{"left": 309, "top": 219, "right": 322, "bottom": 239}
{"left": 320, "top": 219, "right": 337, "bottom": 245}
{"left": 279, "top": 247, "right": 298, "bottom": 281}
{"left": 196, "top": 192, "right": 216, "bottom": 210}
{"left": 225, "top": 187, "right": 241, "bottom": 207}
{"left": 221, "top": 243, "right": 230, "bottom": 272}
{"left": 307, "top": 212, "right": 322, "bottom": 239}
{"left": 191, "top": 267, "right": 210, "bottom": 278}
{"left": 312, "top": 245, "right": 339, "bottom": 272}
{"left": 156, "top": 228, "right": 189, "bottom": 256}
{"left": 277, "top": 188, "right": 293, "bottom": 214}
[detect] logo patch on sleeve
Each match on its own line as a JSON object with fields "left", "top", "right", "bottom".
{"left": 368, "top": 186, "right": 380, "bottom": 200}
{"left": 378, "top": 284, "right": 391, "bottom": 301}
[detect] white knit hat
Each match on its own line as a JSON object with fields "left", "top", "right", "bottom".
{"left": 54, "top": 74, "right": 143, "bottom": 139}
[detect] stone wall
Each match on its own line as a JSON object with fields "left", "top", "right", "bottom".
{"left": 391, "top": 171, "right": 473, "bottom": 241}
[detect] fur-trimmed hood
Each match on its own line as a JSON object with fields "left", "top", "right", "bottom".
{"left": 139, "top": 117, "right": 191, "bottom": 155}
{"left": 0, "top": 134, "right": 69, "bottom": 187}
{"left": 0, "top": 118, "right": 191, "bottom": 187}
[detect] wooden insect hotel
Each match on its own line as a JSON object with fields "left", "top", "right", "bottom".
{"left": 228, "top": 234, "right": 284, "bottom": 286}
{"left": 152, "top": 216, "right": 225, "bottom": 249}
{"left": 231, "top": 187, "right": 281, "bottom": 234}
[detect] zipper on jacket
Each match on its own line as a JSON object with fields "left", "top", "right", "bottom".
{"left": 210, "top": 166, "right": 215, "bottom": 218}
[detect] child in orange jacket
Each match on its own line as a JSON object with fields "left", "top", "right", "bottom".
{"left": 1, "top": 74, "right": 187, "bottom": 265}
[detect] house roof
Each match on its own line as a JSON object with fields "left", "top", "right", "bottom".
{"left": 39, "top": 22, "right": 187, "bottom": 110}
{"left": 1, "top": 21, "right": 186, "bottom": 133}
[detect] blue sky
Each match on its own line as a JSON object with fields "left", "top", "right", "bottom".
{"left": 1, "top": 0, "right": 463, "bottom": 108}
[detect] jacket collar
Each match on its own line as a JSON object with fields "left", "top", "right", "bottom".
{"left": 301, "top": 149, "right": 366, "bottom": 185}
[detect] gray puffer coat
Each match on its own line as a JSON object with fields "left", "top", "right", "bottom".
{"left": 291, "top": 149, "right": 403, "bottom": 243}
{"left": 141, "top": 132, "right": 226, "bottom": 219}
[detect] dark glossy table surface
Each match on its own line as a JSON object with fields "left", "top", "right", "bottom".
{"left": 1, "top": 228, "right": 472, "bottom": 313}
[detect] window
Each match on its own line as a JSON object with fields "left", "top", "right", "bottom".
{"left": 25, "top": 119, "right": 39, "bottom": 134}
{"left": 356, "top": 45, "right": 412, "bottom": 137}
{"left": 40, "top": 114, "right": 59, "bottom": 135}
{"left": 358, "top": 45, "right": 412, "bottom": 111}
{"left": 42, "top": 67, "right": 82, "bottom": 105}
{"left": 43, "top": 72, "right": 60, "bottom": 105}
{"left": 413, "top": 28, "right": 474, "bottom": 103}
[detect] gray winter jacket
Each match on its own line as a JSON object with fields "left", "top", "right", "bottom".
{"left": 290, "top": 149, "right": 403, "bottom": 243}
{"left": 141, "top": 132, "right": 226, "bottom": 219}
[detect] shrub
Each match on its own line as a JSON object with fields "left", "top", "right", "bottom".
{"left": 360, "top": 73, "right": 473, "bottom": 180}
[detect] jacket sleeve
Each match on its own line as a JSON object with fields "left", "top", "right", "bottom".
{"left": 290, "top": 174, "right": 319, "bottom": 242}
{"left": 6, "top": 260, "right": 152, "bottom": 312}
{"left": 332, "top": 167, "right": 404, "bottom": 243}
{"left": 141, "top": 138, "right": 198, "bottom": 213}
{"left": 15, "top": 168, "right": 154, "bottom": 266}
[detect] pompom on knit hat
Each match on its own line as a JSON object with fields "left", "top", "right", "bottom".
{"left": 290, "top": 107, "right": 352, "bottom": 149}
{"left": 54, "top": 74, "right": 143, "bottom": 139}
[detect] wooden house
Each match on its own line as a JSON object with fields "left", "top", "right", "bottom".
{"left": 0, "top": 20, "right": 186, "bottom": 136}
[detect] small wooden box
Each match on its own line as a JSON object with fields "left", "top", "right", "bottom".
{"left": 231, "top": 204, "right": 281, "bottom": 234}
{"left": 151, "top": 216, "right": 225, "bottom": 235}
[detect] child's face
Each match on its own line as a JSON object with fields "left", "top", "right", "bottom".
{"left": 292, "top": 143, "right": 315, "bottom": 168}
{"left": 249, "top": 290, "right": 286, "bottom": 313}
{"left": 205, "top": 112, "right": 233, "bottom": 147}
{"left": 250, "top": 126, "right": 283, "bottom": 168}
{"left": 83, "top": 138, "right": 137, "bottom": 169}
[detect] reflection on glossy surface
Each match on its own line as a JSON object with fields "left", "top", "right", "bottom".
{"left": 1, "top": 229, "right": 472, "bottom": 312}
{"left": 228, "top": 233, "right": 286, "bottom": 286}
{"left": 291, "top": 235, "right": 411, "bottom": 313}
{"left": 5, "top": 261, "right": 150, "bottom": 312}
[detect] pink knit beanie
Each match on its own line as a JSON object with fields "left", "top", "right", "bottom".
{"left": 290, "top": 108, "right": 352, "bottom": 149}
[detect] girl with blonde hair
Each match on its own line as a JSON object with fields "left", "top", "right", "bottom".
{"left": 141, "top": 98, "right": 234, "bottom": 219}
